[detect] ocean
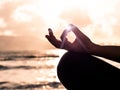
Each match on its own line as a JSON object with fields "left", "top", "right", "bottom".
{"left": 0, "top": 50, "right": 66, "bottom": 90}
{"left": 0, "top": 50, "right": 120, "bottom": 90}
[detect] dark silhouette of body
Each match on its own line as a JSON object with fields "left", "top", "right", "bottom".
{"left": 57, "top": 52, "right": 120, "bottom": 89}
{"left": 45, "top": 24, "right": 120, "bottom": 89}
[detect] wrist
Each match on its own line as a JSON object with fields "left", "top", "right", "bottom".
{"left": 88, "top": 43, "right": 100, "bottom": 54}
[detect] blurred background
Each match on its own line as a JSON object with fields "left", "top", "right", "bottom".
{"left": 0, "top": 0, "right": 120, "bottom": 89}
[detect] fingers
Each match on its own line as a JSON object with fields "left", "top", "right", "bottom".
{"left": 45, "top": 28, "right": 61, "bottom": 48}
{"left": 45, "top": 28, "right": 55, "bottom": 41}
{"left": 45, "top": 28, "right": 72, "bottom": 50}
{"left": 60, "top": 29, "right": 68, "bottom": 41}
{"left": 71, "top": 25, "right": 88, "bottom": 40}
{"left": 45, "top": 35, "right": 51, "bottom": 42}
{"left": 48, "top": 28, "right": 54, "bottom": 36}
{"left": 60, "top": 24, "right": 73, "bottom": 40}
{"left": 60, "top": 29, "right": 73, "bottom": 50}
{"left": 45, "top": 28, "right": 55, "bottom": 40}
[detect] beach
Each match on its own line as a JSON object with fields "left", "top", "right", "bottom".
{"left": 0, "top": 50, "right": 66, "bottom": 90}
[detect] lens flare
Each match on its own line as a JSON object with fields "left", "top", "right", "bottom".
{"left": 66, "top": 24, "right": 72, "bottom": 32}
{"left": 60, "top": 24, "right": 88, "bottom": 53}
{"left": 60, "top": 24, "right": 73, "bottom": 49}
{"left": 60, "top": 25, "right": 71, "bottom": 49}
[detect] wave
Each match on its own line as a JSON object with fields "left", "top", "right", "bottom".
{"left": 0, "top": 51, "right": 59, "bottom": 61}
{"left": 0, "top": 81, "right": 64, "bottom": 89}
{"left": 0, "top": 65, "right": 54, "bottom": 70}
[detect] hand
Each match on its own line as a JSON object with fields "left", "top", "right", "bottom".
{"left": 45, "top": 28, "right": 73, "bottom": 51}
{"left": 45, "top": 24, "right": 95, "bottom": 53}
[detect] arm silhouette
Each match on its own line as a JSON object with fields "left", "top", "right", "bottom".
{"left": 45, "top": 24, "right": 120, "bottom": 62}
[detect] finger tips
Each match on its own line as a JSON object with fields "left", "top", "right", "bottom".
{"left": 45, "top": 35, "right": 51, "bottom": 41}
{"left": 45, "top": 34, "right": 54, "bottom": 42}
{"left": 48, "top": 28, "right": 54, "bottom": 36}
{"left": 48, "top": 28, "right": 52, "bottom": 31}
{"left": 45, "top": 35, "right": 49, "bottom": 38}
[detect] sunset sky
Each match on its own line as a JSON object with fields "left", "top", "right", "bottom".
{"left": 0, "top": 0, "right": 120, "bottom": 51}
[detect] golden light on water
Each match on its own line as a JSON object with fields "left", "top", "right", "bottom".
{"left": 45, "top": 49, "right": 67, "bottom": 58}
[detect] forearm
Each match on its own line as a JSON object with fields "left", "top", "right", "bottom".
{"left": 89, "top": 44, "right": 120, "bottom": 62}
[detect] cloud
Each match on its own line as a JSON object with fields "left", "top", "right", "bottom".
{"left": 0, "top": 0, "right": 120, "bottom": 51}
{"left": 0, "top": 0, "right": 47, "bottom": 36}
{"left": 0, "top": 0, "right": 49, "bottom": 51}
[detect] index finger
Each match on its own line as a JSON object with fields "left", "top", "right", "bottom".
{"left": 60, "top": 29, "right": 68, "bottom": 41}
{"left": 71, "top": 25, "right": 88, "bottom": 39}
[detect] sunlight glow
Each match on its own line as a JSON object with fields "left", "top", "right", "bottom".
{"left": 31, "top": 0, "right": 117, "bottom": 35}
{"left": 11, "top": 5, "right": 33, "bottom": 22}
{"left": 0, "top": 18, "right": 7, "bottom": 28}
{"left": 1, "top": 0, "right": 119, "bottom": 45}
{"left": 84, "top": 0, "right": 119, "bottom": 41}
{"left": 11, "top": 0, "right": 118, "bottom": 36}
{"left": 0, "top": 30, "right": 16, "bottom": 36}
{"left": 66, "top": 24, "right": 73, "bottom": 32}
{"left": 32, "top": 0, "right": 87, "bottom": 30}
{"left": 33, "top": 0, "right": 64, "bottom": 29}
{"left": 46, "top": 49, "right": 67, "bottom": 58}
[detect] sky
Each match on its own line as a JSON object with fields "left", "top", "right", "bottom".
{"left": 0, "top": 0, "right": 120, "bottom": 51}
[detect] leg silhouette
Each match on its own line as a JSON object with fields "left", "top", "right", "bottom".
{"left": 57, "top": 52, "right": 120, "bottom": 90}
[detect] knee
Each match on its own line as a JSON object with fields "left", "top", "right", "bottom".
{"left": 57, "top": 52, "right": 96, "bottom": 89}
{"left": 57, "top": 52, "right": 120, "bottom": 89}
{"left": 58, "top": 52, "right": 94, "bottom": 69}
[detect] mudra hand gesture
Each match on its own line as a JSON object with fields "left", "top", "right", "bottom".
{"left": 45, "top": 24, "right": 95, "bottom": 53}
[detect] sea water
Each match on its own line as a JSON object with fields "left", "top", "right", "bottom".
{"left": 0, "top": 50, "right": 66, "bottom": 90}
{"left": 0, "top": 50, "right": 120, "bottom": 90}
